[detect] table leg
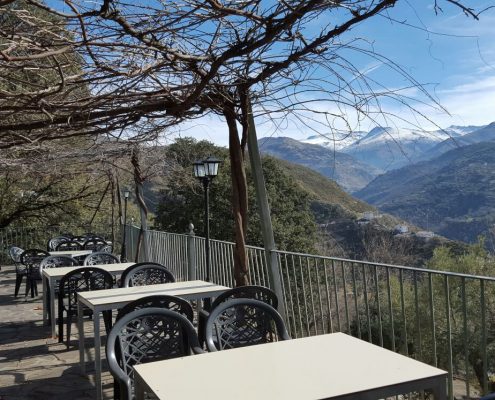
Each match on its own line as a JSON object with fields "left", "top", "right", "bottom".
{"left": 94, "top": 310, "right": 103, "bottom": 400}
{"left": 135, "top": 374, "right": 145, "bottom": 400}
{"left": 432, "top": 377, "right": 447, "bottom": 400}
{"left": 78, "top": 300, "right": 85, "bottom": 374}
{"left": 42, "top": 276, "right": 47, "bottom": 324}
{"left": 50, "top": 278, "right": 56, "bottom": 338}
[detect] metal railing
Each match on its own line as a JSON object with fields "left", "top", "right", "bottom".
{"left": 1, "top": 225, "right": 492, "bottom": 398}
{"left": 127, "top": 226, "right": 493, "bottom": 399}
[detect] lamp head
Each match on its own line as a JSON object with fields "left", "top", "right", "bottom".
{"left": 193, "top": 160, "right": 206, "bottom": 178}
{"left": 203, "top": 156, "right": 222, "bottom": 177}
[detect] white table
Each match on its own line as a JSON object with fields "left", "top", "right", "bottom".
{"left": 41, "top": 262, "right": 134, "bottom": 337}
{"left": 134, "top": 332, "right": 447, "bottom": 400}
{"left": 77, "top": 280, "right": 230, "bottom": 400}
{"left": 49, "top": 250, "right": 93, "bottom": 257}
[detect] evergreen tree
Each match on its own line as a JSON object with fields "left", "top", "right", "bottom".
{"left": 155, "top": 138, "right": 318, "bottom": 253}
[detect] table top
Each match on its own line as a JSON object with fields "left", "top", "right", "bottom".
{"left": 49, "top": 250, "right": 93, "bottom": 257}
{"left": 77, "top": 280, "right": 230, "bottom": 310}
{"left": 42, "top": 262, "right": 135, "bottom": 279}
{"left": 134, "top": 332, "right": 446, "bottom": 400}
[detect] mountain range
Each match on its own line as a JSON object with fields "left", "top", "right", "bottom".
{"left": 260, "top": 122, "right": 495, "bottom": 244}
{"left": 303, "top": 124, "right": 488, "bottom": 172}
{"left": 355, "top": 141, "right": 495, "bottom": 244}
{"left": 258, "top": 137, "right": 383, "bottom": 192}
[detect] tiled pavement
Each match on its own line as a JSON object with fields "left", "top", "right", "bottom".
{"left": 0, "top": 265, "right": 113, "bottom": 399}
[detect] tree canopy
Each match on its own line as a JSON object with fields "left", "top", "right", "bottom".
{"left": 155, "top": 138, "right": 318, "bottom": 253}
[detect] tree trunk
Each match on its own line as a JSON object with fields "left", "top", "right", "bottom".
{"left": 224, "top": 102, "right": 249, "bottom": 287}
{"left": 131, "top": 147, "right": 149, "bottom": 262}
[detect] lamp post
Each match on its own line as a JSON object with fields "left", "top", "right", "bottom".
{"left": 193, "top": 156, "right": 222, "bottom": 284}
{"left": 121, "top": 188, "right": 130, "bottom": 262}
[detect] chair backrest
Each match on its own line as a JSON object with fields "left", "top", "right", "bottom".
{"left": 210, "top": 285, "right": 278, "bottom": 311}
{"left": 55, "top": 240, "right": 82, "bottom": 251}
{"left": 20, "top": 249, "right": 50, "bottom": 267}
{"left": 9, "top": 246, "right": 24, "bottom": 264}
{"left": 58, "top": 267, "right": 114, "bottom": 312}
{"left": 39, "top": 255, "right": 79, "bottom": 278}
{"left": 72, "top": 235, "right": 87, "bottom": 243}
{"left": 99, "top": 243, "right": 113, "bottom": 253}
{"left": 83, "top": 251, "right": 119, "bottom": 266}
{"left": 84, "top": 233, "right": 105, "bottom": 241}
{"left": 47, "top": 236, "right": 70, "bottom": 252}
{"left": 205, "top": 298, "right": 290, "bottom": 352}
{"left": 106, "top": 308, "right": 204, "bottom": 400}
{"left": 83, "top": 238, "right": 108, "bottom": 251}
{"left": 121, "top": 262, "right": 175, "bottom": 288}
{"left": 116, "top": 295, "right": 194, "bottom": 322}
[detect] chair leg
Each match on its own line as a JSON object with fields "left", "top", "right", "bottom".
{"left": 33, "top": 280, "right": 38, "bottom": 297}
{"left": 103, "top": 310, "right": 112, "bottom": 334}
{"left": 25, "top": 277, "right": 31, "bottom": 297}
{"left": 58, "top": 302, "right": 64, "bottom": 343}
{"left": 66, "top": 312, "right": 73, "bottom": 349}
{"left": 113, "top": 379, "right": 121, "bottom": 400}
{"left": 14, "top": 274, "right": 23, "bottom": 297}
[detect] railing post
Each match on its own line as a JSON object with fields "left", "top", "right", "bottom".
{"left": 246, "top": 97, "right": 286, "bottom": 320}
{"left": 187, "top": 223, "right": 196, "bottom": 281}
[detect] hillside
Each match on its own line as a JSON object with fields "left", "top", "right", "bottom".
{"left": 275, "top": 159, "right": 452, "bottom": 266}
{"left": 356, "top": 141, "right": 495, "bottom": 244}
{"left": 275, "top": 159, "right": 373, "bottom": 215}
{"left": 258, "top": 137, "right": 382, "bottom": 192}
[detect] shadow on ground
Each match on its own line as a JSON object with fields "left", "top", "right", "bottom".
{"left": 0, "top": 266, "right": 114, "bottom": 399}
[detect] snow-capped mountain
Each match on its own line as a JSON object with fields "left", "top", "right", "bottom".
{"left": 304, "top": 124, "right": 485, "bottom": 171}
{"left": 302, "top": 131, "right": 367, "bottom": 151}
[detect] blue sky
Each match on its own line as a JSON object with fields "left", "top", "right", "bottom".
{"left": 173, "top": 1, "right": 495, "bottom": 146}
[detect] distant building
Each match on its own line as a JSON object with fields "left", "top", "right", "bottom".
{"left": 362, "top": 211, "right": 376, "bottom": 221}
{"left": 394, "top": 225, "right": 409, "bottom": 234}
{"left": 416, "top": 231, "right": 435, "bottom": 239}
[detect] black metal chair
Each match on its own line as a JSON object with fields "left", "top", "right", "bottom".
{"left": 20, "top": 248, "right": 50, "bottom": 298}
{"left": 205, "top": 298, "right": 290, "bottom": 352}
{"left": 83, "top": 238, "right": 108, "bottom": 251}
{"left": 55, "top": 240, "right": 82, "bottom": 251}
{"left": 116, "top": 295, "right": 194, "bottom": 322}
{"left": 47, "top": 236, "right": 70, "bottom": 252}
{"left": 39, "top": 255, "right": 79, "bottom": 322}
{"left": 83, "top": 251, "right": 119, "bottom": 266}
{"left": 106, "top": 308, "right": 204, "bottom": 400}
{"left": 58, "top": 267, "right": 113, "bottom": 348}
{"left": 120, "top": 262, "right": 175, "bottom": 288}
{"left": 9, "top": 246, "right": 26, "bottom": 297}
{"left": 112, "top": 295, "right": 194, "bottom": 399}
{"left": 39, "top": 255, "right": 79, "bottom": 277}
{"left": 99, "top": 243, "right": 113, "bottom": 253}
{"left": 198, "top": 285, "right": 278, "bottom": 347}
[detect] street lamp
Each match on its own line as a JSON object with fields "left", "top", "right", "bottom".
{"left": 121, "top": 188, "right": 131, "bottom": 261}
{"left": 193, "top": 156, "right": 222, "bottom": 283}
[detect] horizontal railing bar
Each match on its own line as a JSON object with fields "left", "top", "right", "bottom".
{"left": 272, "top": 249, "right": 495, "bottom": 282}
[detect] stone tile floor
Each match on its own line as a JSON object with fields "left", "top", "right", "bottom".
{"left": 0, "top": 265, "right": 113, "bottom": 399}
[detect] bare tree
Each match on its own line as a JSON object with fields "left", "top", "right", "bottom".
{"left": 0, "top": 0, "right": 489, "bottom": 284}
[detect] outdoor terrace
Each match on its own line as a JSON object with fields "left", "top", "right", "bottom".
{"left": 0, "top": 226, "right": 491, "bottom": 399}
